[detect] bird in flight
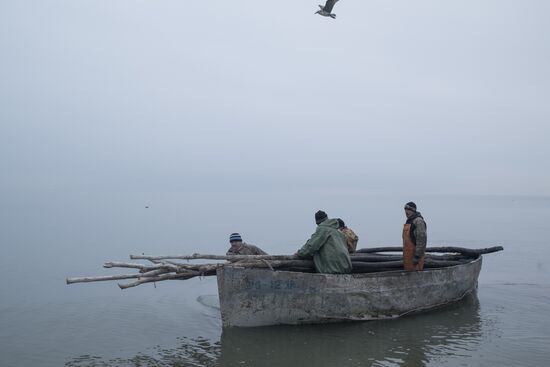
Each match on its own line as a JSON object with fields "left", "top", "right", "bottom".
{"left": 315, "top": 0, "right": 340, "bottom": 19}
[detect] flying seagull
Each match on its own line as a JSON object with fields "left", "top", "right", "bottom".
{"left": 315, "top": 0, "right": 339, "bottom": 19}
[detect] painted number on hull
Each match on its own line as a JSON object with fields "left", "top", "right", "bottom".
{"left": 244, "top": 279, "right": 297, "bottom": 290}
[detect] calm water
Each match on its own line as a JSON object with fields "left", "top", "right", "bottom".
{"left": 1, "top": 192, "right": 549, "bottom": 366}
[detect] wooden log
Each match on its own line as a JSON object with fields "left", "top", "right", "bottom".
{"left": 130, "top": 250, "right": 494, "bottom": 264}
{"left": 130, "top": 245, "right": 502, "bottom": 263}
{"left": 233, "top": 259, "right": 314, "bottom": 269}
{"left": 67, "top": 274, "right": 143, "bottom": 284}
{"left": 353, "top": 259, "right": 467, "bottom": 270}
{"left": 118, "top": 272, "right": 199, "bottom": 290}
{"left": 67, "top": 268, "right": 177, "bottom": 285}
{"left": 358, "top": 259, "right": 469, "bottom": 269}
{"left": 351, "top": 261, "right": 403, "bottom": 270}
{"left": 104, "top": 261, "right": 158, "bottom": 270}
{"left": 105, "top": 260, "right": 216, "bottom": 274}
{"left": 352, "top": 259, "right": 466, "bottom": 271}
{"left": 350, "top": 254, "right": 403, "bottom": 262}
{"left": 350, "top": 254, "right": 468, "bottom": 262}
{"left": 425, "top": 246, "right": 503, "bottom": 256}
{"left": 104, "top": 261, "right": 147, "bottom": 269}
{"left": 139, "top": 269, "right": 171, "bottom": 277}
{"left": 147, "top": 258, "right": 202, "bottom": 268}
{"left": 355, "top": 246, "right": 503, "bottom": 256}
{"left": 426, "top": 254, "right": 468, "bottom": 261}
{"left": 130, "top": 253, "right": 299, "bottom": 261}
{"left": 151, "top": 261, "right": 216, "bottom": 273}
{"left": 104, "top": 261, "right": 181, "bottom": 272}
{"left": 355, "top": 247, "right": 403, "bottom": 253}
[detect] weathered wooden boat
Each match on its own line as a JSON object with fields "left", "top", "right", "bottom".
{"left": 217, "top": 256, "right": 482, "bottom": 327}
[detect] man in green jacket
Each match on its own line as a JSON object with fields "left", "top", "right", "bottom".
{"left": 297, "top": 210, "right": 353, "bottom": 274}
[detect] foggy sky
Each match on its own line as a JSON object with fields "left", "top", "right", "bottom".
{"left": 1, "top": 0, "right": 549, "bottom": 196}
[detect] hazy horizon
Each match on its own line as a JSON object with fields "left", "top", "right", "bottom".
{"left": 1, "top": 1, "right": 549, "bottom": 197}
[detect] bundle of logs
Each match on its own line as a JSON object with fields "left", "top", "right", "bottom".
{"left": 66, "top": 246, "right": 503, "bottom": 290}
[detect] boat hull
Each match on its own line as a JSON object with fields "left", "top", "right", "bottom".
{"left": 217, "top": 257, "right": 482, "bottom": 327}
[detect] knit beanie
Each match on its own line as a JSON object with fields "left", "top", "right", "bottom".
{"left": 229, "top": 233, "right": 242, "bottom": 242}
{"left": 315, "top": 210, "right": 328, "bottom": 224}
{"left": 404, "top": 202, "right": 417, "bottom": 211}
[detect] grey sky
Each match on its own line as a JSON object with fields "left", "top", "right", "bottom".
{"left": 1, "top": 0, "right": 549, "bottom": 196}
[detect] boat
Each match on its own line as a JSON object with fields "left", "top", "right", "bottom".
{"left": 216, "top": 256, "right": 482, "bottom": 327}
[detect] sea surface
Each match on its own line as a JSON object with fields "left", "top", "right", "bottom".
{"left": 1, "top": 192, "right": 549, "bottom": 366}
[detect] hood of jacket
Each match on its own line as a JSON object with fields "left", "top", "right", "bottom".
{"left": 318, "top": 218, "right": 340, "bottom": 230}
{"left": 406, "top": 211, "right": 423, "bottom": 222}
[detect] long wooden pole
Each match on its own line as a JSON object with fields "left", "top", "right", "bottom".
{"left": 351, "top": 254, "right": 468, "bottom": 262}
{"left": 130, "top": 253, "right": 299, "bottom": 261}
{"left": 140, "top": 269, "right": 171, "bottom": 277}
{"left": 118, "top": 272, "right": 199, "bottom": 289}
{"left": 112, "top": 261, "right": 180, "bottom": 272}
{"left": 67, "top": 274, "right": 144, "bottom": 284}
{"left": 355, "top": 246, "right": 503, "bottom": 256}
{"left": 130, "top": 246, "right": 502, "bottom": 262}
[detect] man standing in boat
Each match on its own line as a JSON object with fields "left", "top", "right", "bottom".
{"left": 296, "top": 210, "right": 352, "bottom": 274}
{"left": 403, "top": 202, "right": 427, "bottom": 271}
{"left": 226, "top": 233, "right": 268, "bottom": 255}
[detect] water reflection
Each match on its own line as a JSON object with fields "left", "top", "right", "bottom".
{"left": 66, "top": 293, "right": 482, "bottom": 367}
{"left": 220, "top": 292, "right": 482, "bottom": 367}
{"left": 65, "top": 336, "right": 221, "bottom": 367}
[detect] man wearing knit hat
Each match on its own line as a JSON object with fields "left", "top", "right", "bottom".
{"left": 226, "top": 233, "right": 267, "bottom": 256}
{"left": 403, "top": 202, "right": 427, "bottom": 271}
{"left": 296, "top": 210, "right": 352, "bottom": 274}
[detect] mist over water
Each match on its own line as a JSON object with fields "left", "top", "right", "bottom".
{"left": 1, "top": 193, "right": 549, "bottom": 366}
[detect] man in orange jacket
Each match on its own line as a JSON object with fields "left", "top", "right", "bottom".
{"left": 403, "top": 202, "right": 427, "bottom": 271}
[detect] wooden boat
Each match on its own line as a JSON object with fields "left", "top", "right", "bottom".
{"left": 217, "top": 256, "right": 482, "bottom": 327}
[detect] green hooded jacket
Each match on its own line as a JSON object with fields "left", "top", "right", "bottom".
{"left": 297, "top": 218, "right": 353, "bottom": 274}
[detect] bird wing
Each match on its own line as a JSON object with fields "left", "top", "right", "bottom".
{"left": 324, "top": 0, "right": 339, "bottom": 13}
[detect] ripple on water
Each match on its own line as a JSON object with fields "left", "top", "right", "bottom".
{"left": 196, "top": 294, "right": 221, "bottom": 310}
{"left": 62, "top": 286, "right": 550, "bottom": 367}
